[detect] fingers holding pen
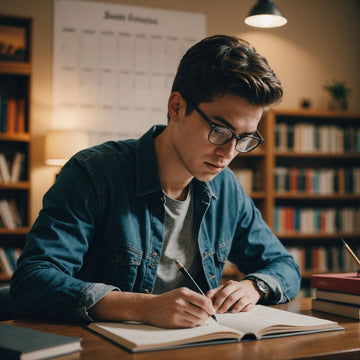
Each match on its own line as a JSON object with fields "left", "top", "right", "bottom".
{"left": 176, "top": 287, "right": 216, "bottom": 323}
{"left": 144, "top": 287, "right": 216, "bottom": 329}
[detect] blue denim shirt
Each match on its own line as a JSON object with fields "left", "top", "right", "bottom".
{"left": 10, "top": 125, "right": 300, "bottom": 323}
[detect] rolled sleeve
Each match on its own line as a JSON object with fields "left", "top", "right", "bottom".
{"left": 243, "top": 273, "right": 287, "bottom": 304}
{"left": 77, "top": 283, "right": 120, "bottom": 322}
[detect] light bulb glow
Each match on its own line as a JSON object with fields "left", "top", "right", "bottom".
{"left": 245, "top": 14, "right": 287, "bottom": 28}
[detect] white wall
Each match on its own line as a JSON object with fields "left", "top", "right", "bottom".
{"left": 0, "top": 0, "right": 359, "bottom": 224}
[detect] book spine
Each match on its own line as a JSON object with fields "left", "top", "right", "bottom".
{"left": 287, "top": 245, "right": 360, "bottom": 274}
{"left": 0, "top": 248, "right": 13, "bottom": 275}
{"left": 274, "top": 166, "right": 360, "bottom": 194}
{"left": 16, "top": 98, "right": 26, "bottom": 133}
{"left": 0, "top": 199, "right": 24, "bottom": 229}
{"left": 0, "top": 153, "right": 11, "bottom": 183}
{"left": 311, "top": 276, "right": 360, "bottom": 295}
{"left": 6, "top": 98, "right": 17, "bottom": 133}
{"left": 312, "top": 299, "right": 360, "bottom": 319}
{"left": 274, "top": 123, "right": 360, "bottom": 153}
{"left": 10, "top": 152, "right": 26, "bottom": 183}
{"left": 0, "top": 96, "right": 7, "bottom": 132}
{"left": 274, "top": 206, "right": 360, "bottom": 235}
{"left": 232, "top": 168, "right": 254, "bottom": 194}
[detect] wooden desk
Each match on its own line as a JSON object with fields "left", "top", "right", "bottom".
{"left": 2, "top": 298, "right": 360, "bottom": 360}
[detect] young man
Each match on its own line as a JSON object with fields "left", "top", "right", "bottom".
{"left": 10, "top": 35, "right": 300, "bottom": 328}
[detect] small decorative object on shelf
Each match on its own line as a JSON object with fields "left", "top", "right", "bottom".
{"left": 299, "top": 98, "right": 312, "bottom": 109}
{"left": 323, "top": 79, "right": 352, "bottom": 111}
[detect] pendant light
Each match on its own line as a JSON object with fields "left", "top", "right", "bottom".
{"left": 245, "top": 0, "right": 287, "bottom": 28}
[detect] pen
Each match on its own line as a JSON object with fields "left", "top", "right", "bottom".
{"left": 175, "top": 259, "right": 218, "bottom": 322}
{"left": 341, "top": 239, "right": 360, "bottom": 275}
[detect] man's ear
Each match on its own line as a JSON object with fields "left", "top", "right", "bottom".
{"left": 168, "top": 92, "right": 186, "bottom": 122}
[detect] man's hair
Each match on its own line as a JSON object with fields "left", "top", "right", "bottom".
{"left": 171, "top": 34, "right": 283, "bottom": 115}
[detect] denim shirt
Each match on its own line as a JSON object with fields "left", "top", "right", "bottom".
{"left": 10, "top": 125, "right": 300, "bottom": 323}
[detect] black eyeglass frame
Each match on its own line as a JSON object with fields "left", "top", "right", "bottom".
{"left": 194, "top": 106, "right": 264, "bottom": 153}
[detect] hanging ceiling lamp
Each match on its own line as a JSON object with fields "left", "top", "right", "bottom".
{"left": 244, "top": 0, "right": 287, "bottom": 28}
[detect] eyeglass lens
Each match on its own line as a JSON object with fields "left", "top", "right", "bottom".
{"left": 209, "top": 127, "right": 261, "bottom": 152}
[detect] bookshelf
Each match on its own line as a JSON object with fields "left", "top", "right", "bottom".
{"left": 0, "top": 15, "right": 32, "bottom": 281}
{"left": 229, "top": 108, "right": 360, "bottom": 295}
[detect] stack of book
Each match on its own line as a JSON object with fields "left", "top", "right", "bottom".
{"left": 311, "top": 272, "right": 360, "bottom": 320}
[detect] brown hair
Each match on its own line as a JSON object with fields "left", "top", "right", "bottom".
{"left": 171, "top": 35, "right": 283, "bottom": 115}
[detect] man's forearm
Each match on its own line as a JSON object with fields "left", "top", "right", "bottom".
{"left": 88, "top": 291, "right": 151, "bottom": 322}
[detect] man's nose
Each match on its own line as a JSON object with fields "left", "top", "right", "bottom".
{"left": 216, "top": 138, "right": 237, "bottom": 158}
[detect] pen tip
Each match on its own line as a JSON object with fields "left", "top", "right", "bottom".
{"left": 175, "top": 259, "right": 182, "bottom": 269}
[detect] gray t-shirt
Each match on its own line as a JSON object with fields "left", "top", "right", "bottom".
{"left": 152, "top": 185, "right": 200, "bottom": 294}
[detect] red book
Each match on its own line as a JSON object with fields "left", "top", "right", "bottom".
{"left": 290, "top": 167, "right": 298, "bottom": 192}
{"left": 16, "top": 98, "right": 26, "bottom": 133}
{"left": 311, "top": 273, "right": 360, "bottom": 295}
{"left": 284, "top": 207, "right": 294, "bottom": 232}
{"left": 6, "top": 98, "right": 17, "bottom": 133}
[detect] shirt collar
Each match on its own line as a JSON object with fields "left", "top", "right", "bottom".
{"left": 135, "top": 125, "right": 164, "bottom": 197}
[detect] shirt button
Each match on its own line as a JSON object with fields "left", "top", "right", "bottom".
{"left": 152, "top": 252, "right": 158, "bottom": 258}
{"left": 149, "top": 263, "right": 155, "bottom": 269}
{"left": 144, "top": 289, "right": 150, "bottom": 294}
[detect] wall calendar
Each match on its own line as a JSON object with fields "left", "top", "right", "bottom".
{"left": 53, "top": 0, "right": 206, "bottom": 144}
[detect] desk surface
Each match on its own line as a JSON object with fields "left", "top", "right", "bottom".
{"left": 2, "top": 298, "right": 360, "bottom": 360}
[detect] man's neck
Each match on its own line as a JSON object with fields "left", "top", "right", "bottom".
{"left": 154, "top": 127, "right": 193, "bottom": 201}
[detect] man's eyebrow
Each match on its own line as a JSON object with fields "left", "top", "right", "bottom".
{"left": 212, "top": 115, "right": 257, "bottom": 136}
{"left": 213, "top": 115, "right": 236, "bottom": 131}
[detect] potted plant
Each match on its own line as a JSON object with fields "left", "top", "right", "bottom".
{"left": 323, "top": 79, "right": 352, "bottom": 111}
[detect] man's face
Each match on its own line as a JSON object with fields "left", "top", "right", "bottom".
{"left": 172, "top": 94, "right": 264, "bottom": 182}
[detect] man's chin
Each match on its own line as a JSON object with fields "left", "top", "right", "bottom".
{"left": 194, "top": 172, "right": 220, "bottom": 183}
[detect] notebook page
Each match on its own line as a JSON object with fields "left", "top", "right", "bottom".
{"left": 90, "top": 319, "right": 243, "bottom": 349}
{"left": 217, "top": 305, "right": 338, "bottom": 337}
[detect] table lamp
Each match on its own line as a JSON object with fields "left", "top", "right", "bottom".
{"left": 44, "top": 130, "right": 89, "bottom": 166}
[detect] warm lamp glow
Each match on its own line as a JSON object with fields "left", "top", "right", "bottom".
{"left": 245, "top": 14, "right": 287, "bottom": 28}
{"left": 245, "top": 0, "right": 287, "bottom": 28}
{"left": 44, "top": 130, "right": 89, "bottom": 166}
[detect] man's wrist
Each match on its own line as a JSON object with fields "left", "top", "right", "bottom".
{"left": 246, "top": 276, "right": 271, "bottom": 303}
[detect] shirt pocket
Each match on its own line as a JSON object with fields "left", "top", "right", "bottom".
{"left": 215, "top": 242, "right": 232, "bottom": 275}
{"left": 204, "top": 241, "right": 232, "bottom": 285}
{"left": 102, "top": 245, "right": 143, "bottom": 291}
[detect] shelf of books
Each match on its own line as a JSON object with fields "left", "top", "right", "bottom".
{"left": 0, "top": 14, "right": 32, "bottom": 282}
{"left": 229, "top": 108, "right": 360, "bottom": 296}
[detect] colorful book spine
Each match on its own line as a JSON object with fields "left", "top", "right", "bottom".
{"left": 287, "top": 246, "right": 360, "bottom": 274}
{"left": 274, "top": 206, "right": 360, "bottom": 234}
{"left": 274, "top": 167, "right": 360, "bottom": 194}
{"left": 275, "top": 122, "right": 360, "bottom": 153}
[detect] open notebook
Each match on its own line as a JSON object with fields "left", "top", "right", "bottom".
{"left": 88, "top": 305, "right": 343, "bottom": 352}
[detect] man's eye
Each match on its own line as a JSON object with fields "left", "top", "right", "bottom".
{"left": 239, "top": 136, "right": 248, "bottom": 143}
{"left": 213, "top": 126, "right": 230, "bottom": 136}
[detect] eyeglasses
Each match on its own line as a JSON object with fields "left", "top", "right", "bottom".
{"left": 194, "top": 106, "right": 264, "bottom": 153}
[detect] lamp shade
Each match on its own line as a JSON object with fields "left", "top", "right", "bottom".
{"left": 44, "top": 130, "right": 89, "bottom": 166}
{"left": 245, "top": 0, "right": 287, "bottom": 28}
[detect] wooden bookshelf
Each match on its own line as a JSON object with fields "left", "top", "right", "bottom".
{"left": 229, "top": 108, "right": 360, "bottom": 294}
{"left": 0, "top": 14, "right": 32, "bottom": 281}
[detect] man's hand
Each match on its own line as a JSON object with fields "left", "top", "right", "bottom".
{"left": 206, "top": 280, "right": 260, "bottom": 314}
{"left": 142, "top": 287, "right": 216, "bottom": 328}
{"left": 89, "top": 287, "right": 216, "bottom": 329}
